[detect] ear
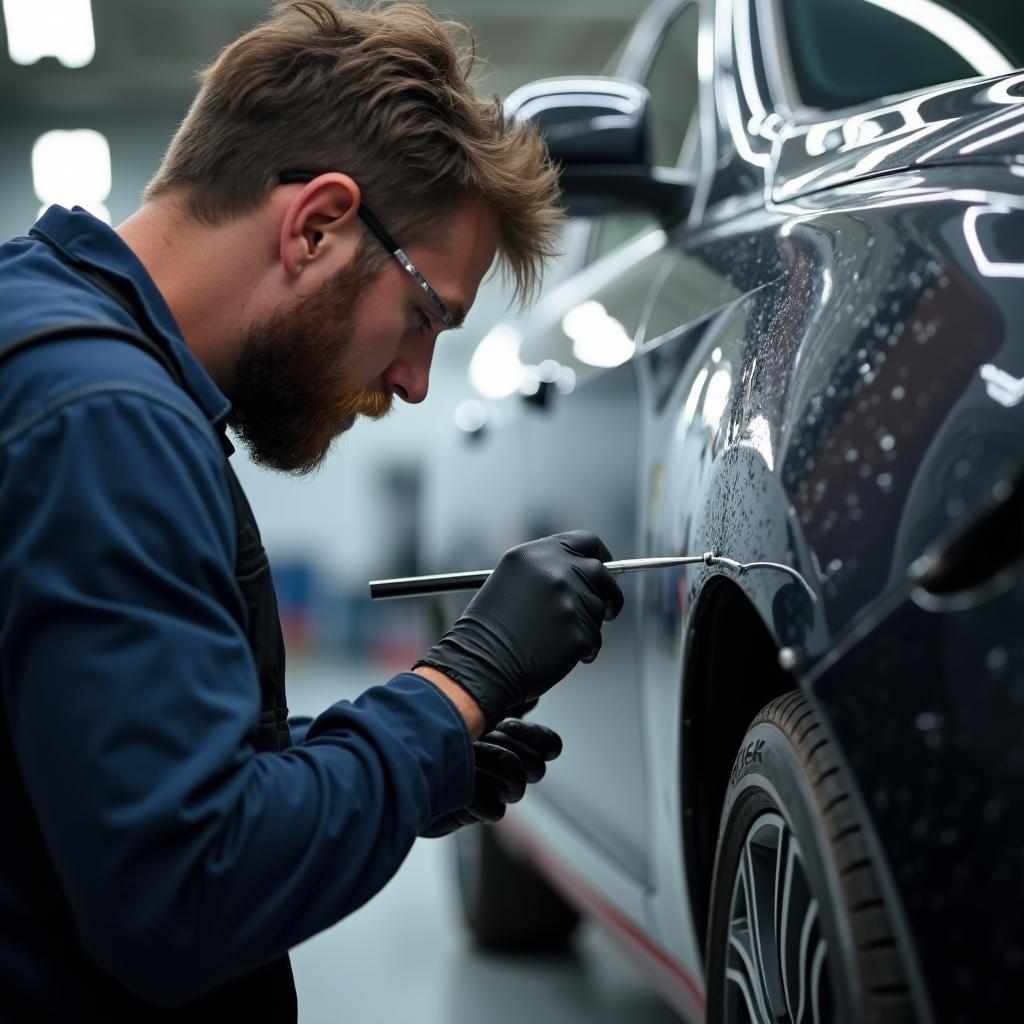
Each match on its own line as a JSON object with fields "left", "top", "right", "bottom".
{"left": 279, "top": 172, "right": 362, "bottom": 279}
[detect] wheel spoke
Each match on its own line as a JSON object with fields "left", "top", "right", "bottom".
{"left": 726, "top": 862, "right": 774, "bottom": 1024}
{"left": 723, "top": 810, "right": 834, "bottom": 1023}
{"left": 751, "top": 822, "right": 788, "bottom": 1016}
{"left": 795, "top": 896, "right": 819, "bottom": 1023}
{"left": 743, "top": 843, "right": 773, "bottom": 1004}
{"left": 778, "top": 832, "right": 798, "bottom": 1018}
{"left": 810, "top": 939, "right": 828, "bottom": 1024}
{"left": 727, "top": 933, "right": 774, "bottom": 1024}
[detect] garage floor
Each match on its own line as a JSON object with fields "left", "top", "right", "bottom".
{"left": 288, "top": 657, "right": 681, "bottom": 1024}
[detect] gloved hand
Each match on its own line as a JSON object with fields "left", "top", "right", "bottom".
{"left": 413, "top": 531, "right": 624, "bottom": 729}
{"left": 420, "top": 718, "right": 562, "bottom": 838}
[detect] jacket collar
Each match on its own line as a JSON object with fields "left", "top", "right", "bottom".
{"left": 29, "top": 205, "right": 232, "bottom": 428}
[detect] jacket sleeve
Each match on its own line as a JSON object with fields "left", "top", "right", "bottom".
{"left": 287, "top": 715, "right": 315, "bottom": 745}
{"left": 0, "top": 385, "right": 473, "bottom": 1006}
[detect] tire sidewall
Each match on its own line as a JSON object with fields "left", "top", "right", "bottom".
{"left": 705, "top": 718, "right": 863, "bottom": 1024}
{"left": 455, "top": 817, "right": 485, "bottom": 913}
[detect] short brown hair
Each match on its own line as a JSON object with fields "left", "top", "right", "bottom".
{"left": 145, "top": 0, "right": 562, "bottom": 303}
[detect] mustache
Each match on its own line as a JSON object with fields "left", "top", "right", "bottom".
{"left": 335, "top": 386, "right": 394, "bottom": 422}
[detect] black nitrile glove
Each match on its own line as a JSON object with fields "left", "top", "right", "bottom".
{"left": 420, "top": 718, "right": 563, "bottom": 838}
{"left": 413, "top": 531, "right": 624, "bottom": 728}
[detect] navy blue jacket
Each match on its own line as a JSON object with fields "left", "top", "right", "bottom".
{"left": 0, "top": 206, "right": 473, "bottom": 1018}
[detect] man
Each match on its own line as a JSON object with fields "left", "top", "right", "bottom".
{"left": 0, "top": 1, "right": 623, "bottom": 1020}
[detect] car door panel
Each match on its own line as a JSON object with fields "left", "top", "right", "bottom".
{"left": 517, "top": 240, "right": 665, "bottom": 885}
{"left": 643, "top": 167, "right": 1019, "bottom": 651}
{"left": 514, "top": 0, "right": 705, "bottom": 889}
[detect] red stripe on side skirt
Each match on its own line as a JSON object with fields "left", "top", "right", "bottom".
{"left": 496, "top": 816, "right": 706, "bottom": 1024}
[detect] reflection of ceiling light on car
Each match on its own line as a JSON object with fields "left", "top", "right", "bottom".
{"left": 980, "top": 365, "right": 1024, "bottom": 408}
{"left": 561, "top": 300, "right": 635, "bottom": 368}
{"left": 680, "top": 367, "right": 710, "bottom": 432}
{"left": 963, "top": 207, "right": 1024, "bottom": 279}
{"left": 862, "top": 0, "right": 1012, "bottom": 75}
{"left": 32, "top": 129, "right": 111, "bottom": 223}
{"left": 3, "top": 0, "right": 95, "bottom": 68}
{"left": 740, "top": 414, "right": 774, "bottom": 470}
{"left": 469, "top": 324, "right": 524, "bottom": 399}
{"left": 702, "top": 369, "right": 732, "bottom": 430}
{"left": 962, "top": 120, "right": 1024, "bottom": 156}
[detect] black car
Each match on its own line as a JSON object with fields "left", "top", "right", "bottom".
{"left": 422, "top": 2, "right": 1024, "bottom": 1021}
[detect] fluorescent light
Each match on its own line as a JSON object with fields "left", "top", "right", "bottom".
{"left": 3, "top": 0, "right": 95, "bottom": 68}
{"left": 468, "top": 324, "right": 524, "bottom": 400}
{"left": 561, "top": 300, "right": 634, "bottom": 368}
{"left": 454, "top": 399, "right": 488, "bottom": 433}
{"left": 33, "top": 129, "right": 111, "bottom": 223}
{"left": 862, "top": 0, "right": 1012, "bottom": 76}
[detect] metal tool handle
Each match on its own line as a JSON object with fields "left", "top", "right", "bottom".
{"left": 369, "top": 555, "right": 711, "bottom": 601}
{"left": 369, "top": 569, "right": 494, "bottom": 600}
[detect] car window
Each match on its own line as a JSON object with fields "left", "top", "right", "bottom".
{"left": 590, "top": 212, "right": 660, "bottom": 263}
{"left": 590, "top": 1, "right": 700, "bottom": 263}
{"left": 646, "top": 1, "right": 701, "bottom": 169}
{"left": 780, "top": 0, "right": 1022, "bottom": 112}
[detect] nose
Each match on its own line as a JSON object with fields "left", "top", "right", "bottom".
{"left": 381, "top": 336, "right": 435, "bottom": 405}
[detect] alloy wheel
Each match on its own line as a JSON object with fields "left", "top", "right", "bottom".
{"left": 724, "top": 811, "right": 834, "bottom": 1023}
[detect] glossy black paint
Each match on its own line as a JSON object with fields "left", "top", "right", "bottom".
{"left": 773, "top": 72, "right": 1024, "bottom": 202}
{"left": 648, "top": 163, "right": 1024, "bottom": 655}
{"left": 809, "top": 565, "right": 1024, "bottom": 1021}
{"left": 424, "top": 2, "right": 1024, "bottom": 1020}
{"left": 646, "top": 160, "right": 1024, "bottom": 1024}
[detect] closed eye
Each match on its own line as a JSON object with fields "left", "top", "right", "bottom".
{"left": 416, "top": 311, "right": 433, "bottom": 336}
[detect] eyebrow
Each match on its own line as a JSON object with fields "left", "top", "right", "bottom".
{"left": 405, "top": 287, "right": 464, "bottom": 329}
{"left": 440, "top": 300, "right": 467, "bottom": 330}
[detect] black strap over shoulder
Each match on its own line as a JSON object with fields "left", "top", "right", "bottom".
{"left": 0, "top": 312, "right": 292, "bottom": 755}
{"left": 221, "top": 460, "right": 292, "bottom": 753}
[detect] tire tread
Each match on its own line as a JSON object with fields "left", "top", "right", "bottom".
{"left": 751, "top": 693, "right": 914, "bottom": 1023}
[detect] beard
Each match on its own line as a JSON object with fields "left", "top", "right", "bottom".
{"left": 226, "top": 260, "right": 393, "bottom": 474}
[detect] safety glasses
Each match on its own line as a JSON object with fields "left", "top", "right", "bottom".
{"left": 278, "top": 171, "right": 453, "bottom": 328}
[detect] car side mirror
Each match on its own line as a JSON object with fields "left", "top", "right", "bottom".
{"left": 505, "top": 76, "right": 694, "bottom": 227}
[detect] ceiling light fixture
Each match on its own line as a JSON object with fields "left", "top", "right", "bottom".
{"left": 3, "top": 0, "right": 96, "bottom": 68}
{"left": 33, "top": 129, "right": 111, "bottom": 223}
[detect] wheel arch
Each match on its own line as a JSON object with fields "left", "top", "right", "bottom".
{"left": 680, "top": 576, "right": 797, "bottom": 954}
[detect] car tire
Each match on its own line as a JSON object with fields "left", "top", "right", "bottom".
{"left": 454, "top": 822, "right": 579, "bottom": 950}
{"left": 705, "top": 692, "right": 913, "bottom": 1023}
